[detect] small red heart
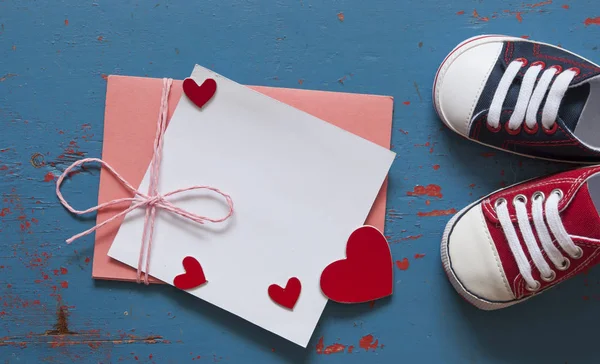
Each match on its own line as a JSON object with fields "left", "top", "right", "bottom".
{"left": 320, "top": 226, "right": 393, "bottom": 303}
{"left": 173, "top": 256, "right": 208, "bottom": 290}
{"left": 268, "top": 277, "right": 301, "bottom": 310}
{"left": 183, "top": 78, "right": 217, "bottom": 108}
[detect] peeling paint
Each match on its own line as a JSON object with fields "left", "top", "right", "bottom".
{"left": 417, "top": 208, "right": 457, "bottom": 217}
{"left": 359, "top": 334, "right": 381, "bottom": 351}
{"left": 401, "top": 234, "right": 422, "bottom": 241}
{"left": 407, "top": 184, "right": 443, "bottom": 198}
{"left": 395, "top": 258, "right": 409, "bottom": 270}
{"left": 584, "top": 16, "right": 600, "bottom": 26}
{"left": 0, "top": 73, "right": 17, "bottom": 82}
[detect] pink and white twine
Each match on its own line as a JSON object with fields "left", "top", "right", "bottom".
{"left": 56, "top": 78, "right": 234, "bottom": 284}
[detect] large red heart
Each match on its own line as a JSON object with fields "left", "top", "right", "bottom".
{"left": 183, "top": 78, "right": 217, "bottom": 108}
{"left": 173, "top": 256, "right": 208, "bottom": 290}
{"left": 268, "top": 277, "right": 301, "bottom": 310}
{"left": 320, "top": 225, "right": 393, "bottom": 303}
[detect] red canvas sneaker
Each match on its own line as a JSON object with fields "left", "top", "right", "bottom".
{"left": 442, "top": 165, "right": 600, "bottom": 309}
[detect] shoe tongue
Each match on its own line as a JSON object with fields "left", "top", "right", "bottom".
{"left": 562, "top": 177, "right": 600, "bottom": 239}
{"left": 559, "top": 83, "right": 591, "bottom": 131}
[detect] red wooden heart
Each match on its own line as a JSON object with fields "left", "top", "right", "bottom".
{"left": 268, "top": 277, "right": 301, "bottom": 310}
{"left": 320, "top": 225, "right": 393, "bottom": 303}
{"left": 173, "top": 256, "right": 208, "bottom": 290}
{"left": 183, "top": 78, "right": 217, "bottom": 108}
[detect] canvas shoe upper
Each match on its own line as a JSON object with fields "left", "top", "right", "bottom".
{"left": 434, "top": 35, "right": 600, "bottom": 163}
{"left": 442, "top": 165, "right": 600, "bottom": 309}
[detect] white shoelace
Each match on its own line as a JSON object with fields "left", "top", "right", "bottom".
{"left": 487, "top": 60, "right": 578, "bottom": 131}
{"left": 495, "top": 189, "right": 583, "bottom": 290}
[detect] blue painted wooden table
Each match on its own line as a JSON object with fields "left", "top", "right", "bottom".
{"left": 1, "top": 1, "right": 599, "bottom": 362}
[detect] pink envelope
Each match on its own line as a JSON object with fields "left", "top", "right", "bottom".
{"left": 93, "top": 75, "right": 393, "bottom": 282}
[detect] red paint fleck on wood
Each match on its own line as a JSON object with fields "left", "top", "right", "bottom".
{"left": 395, "top": 258, "right": 410, "bottom": 270}
{"left": 316, "top": 336, "right": 324, "bottom": 354}
{"left": 480, "top": 152, "right": 495, "bottom": 158}
{"left": 414, "top": 253, "right": 426, "bottom": 259}
{"left": 324, "top": 343, "right": 346, "bottom": 354}
{"left": 337, "top": 12, "right": 344, "bottom": 22}
{"left": 584, "top": 16, "right": 600, "bottom": 26}
{"left": 469, "top": 183, "right": 476, "bottom": 188}
{"left": 399, "top": 128, "right": 408, "bottom": 135}
{"left": 407, "top": 184, "right": 443, "bottom": 198}
{"left": 403, "top": 101, "right": 410, "bottom": 105}
{"left": 149, "top": 354, "right": 153, "bottom": 359}
{"left": 562, "top": 4, "right": 569, "bottom": 9}
{"left": 527, "top": 0, "right": 552, "bottom": 8}
{"left": 64, "top": 19, "right": 69, "bottom": 26}
{"left": 425, "top": 200, "right": 431, "bottom": 205}
{"left": 433, "top": 164, "right": 440, "bottom": 170}
{"left": 418, "top": 208, "right": 457, "bottom": 217}
{"left": 480, "top": 17, "right": 489, "bottom": 21}
{"left": 348, "top": 345, "right": 354, "bottom": 353}
{"left": 0, "top": 165, "right": 8, "bottom": 171}
{"left": 6, "top": 284, "right": 12, "bottom": 288}
{"left": 0, "top": 208, "right": 10, "bottom": 217}
{"left": 473, "top": 9, "right": 480, "bottom": 17}
{"left": 521, "top": 35, "right": 531, "bottom": 39}
{"left": 516, "top": 12, "right": 523, "bottom": 22}
{"left": 85, "top": 257, "right": 91, "bottom": 264}
{"left": 0, "top": 148, "right": 9, "bottom": 152}
{"left": 359, "top": 334, "right": 380, "bottom": 351}
{"left": 60, "top": 281, "right": 69, "bottom": 288}
{"left": 61, "top": 267, "right": 68, "bottom": 275}
{"left": 298, "top": 79, "right": 304, "bottom": 85}
{"left": 134, "top": 356, "right": 139, "bottom": 360}
{"left": 456, "top": 10, "right": 465, "bottom": 15}
{"left": 101, "top": 74, "right": 109, "bottom": 81}
{"left": 402, "top": 234, "right": 422, "bottom": 241}
{"left": 97, "top": 35, "right": 103, "bottom": 41}
{"left": 43, "top": 172, "right": 55, "bottom": 182}
{"left": 31, "top": 218, "right": 38, "bottom": 223}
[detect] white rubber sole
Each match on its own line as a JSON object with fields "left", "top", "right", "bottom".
{"left": 432, "top": 34, "right": 600, "bottom": 165}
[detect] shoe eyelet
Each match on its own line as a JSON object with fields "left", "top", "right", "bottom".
{"left": 523, "top": 123, "right": 539, "bottom": 135}
{"left": 515, "top": 58, "right": 528, "bottom": 67}
{"left": 541, "top": 270, "right": 556, "bottom": 282}
{"left": 512, "top": 194, "right": 527, "bottom": 206}
{"left": 526, "top": 280, "right": 541, "bottom": 292}
{"left": 494, "top": 197, "right": 507, "bottom": 209}
{"left": 557, "top": 257, "right": 570, "bottom": 271}
{"left": 542, "top": 123, "right": 558, "bottom": 135}
{"left": 567, "top": 67, "right": 581, "bottom": 76}
{"left": 486, "top": 122, "right": 501, "bottom": 133}
{"left": 504, "top": 123, "right": 522, "bottom": 135}
{"left": 531, "top": 61, "right": 546, "bottom": 69}
{"left": 571, "top": 246, "right": 584, "bottom": 260}
{"left": 532, "top": 191, "right": 545, "bottom": 202}
{"left": 551, "top": 188, "right": 564, "bottom": 199}
{"left": 549, "top": 65, "right": 563, "bottom": 74}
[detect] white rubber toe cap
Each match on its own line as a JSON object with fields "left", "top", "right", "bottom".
{"left": 435, "top": 40, "right": 504, "bottom": 136}
{"left": 447, "top": 204, "right": 515, "bottom": 302}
